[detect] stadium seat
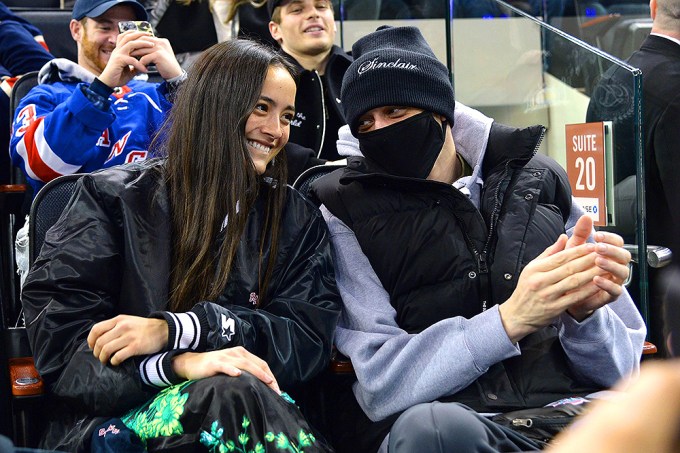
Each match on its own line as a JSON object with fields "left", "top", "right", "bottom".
{"left": 292, "top": 163, "right": 345, "bottom": 205}
{"left": 607, "top": 4, "right": 650, "bottom": 16}
{"left": 12, "top": 8, "right": 76, "bottom": 62}
{"left": 28, "top": 174, "right": 82, "bottom": 264}
{"left": 601, "top": 17, "right": 652, "bottom": 60}
{"left": 0, "top": 72, "right": 34, "bottom": 444}
{"left": 3, "top": 0, "right": 60, "bottom": 7}
{"left": 154, "top": 0, "right": 217, "bottom": 55}
{"left": 1, "top": 174, "right": 82, "bottom": 446}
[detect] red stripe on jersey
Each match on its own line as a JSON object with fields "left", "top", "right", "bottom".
{"left": 21, "top": 117, "right": 62, "bottom": 183}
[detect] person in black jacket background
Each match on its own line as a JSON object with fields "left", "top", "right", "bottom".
{"left": 587, "top": 0, "right": 680, "bottom": 355}
{"left": 22, "top": 39, "right": 340, "bottom": 452}
{"left": 268, "top": 0, "right": 351, "bottom": 162}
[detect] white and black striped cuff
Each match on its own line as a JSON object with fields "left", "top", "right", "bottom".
{"left": 165, "top": 311, "right": 201, "bottom": 350}
{"left": 139, "top": 350, "right": 184, "bottom": 389}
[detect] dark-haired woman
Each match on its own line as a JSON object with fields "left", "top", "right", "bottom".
{"left": 22, "top": 39, "right": 340, "bottom": 452}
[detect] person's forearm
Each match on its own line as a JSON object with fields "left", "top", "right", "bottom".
{"left": 338, "top": 305, "right": 519, "bottom": 421}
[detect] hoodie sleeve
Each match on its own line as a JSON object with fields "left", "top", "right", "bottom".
{"left": 558, "top": 199, "right": 646, "bottom": 386}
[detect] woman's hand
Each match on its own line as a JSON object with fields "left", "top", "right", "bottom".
{"left": 87, "top": 315, "right": 168, "bottom": 365}
{"left": 171, "top": 347, "right": 281, "bottom": 394}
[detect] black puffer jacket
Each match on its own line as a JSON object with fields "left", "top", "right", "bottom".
{"left": 23, "top": 158, "right": 341, "bottom": 450}
{"left": 317, "top": 123, "right": 571, "bottom": 333}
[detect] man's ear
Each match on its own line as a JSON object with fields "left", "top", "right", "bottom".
{"left": 269, "top": 21, "right": 283, "bottom": 44}
{"left": 70, "top": 19, "right": 83, "bottom": 42}
{"left": 650, "top": 0, "right": 657, "bottom": 20}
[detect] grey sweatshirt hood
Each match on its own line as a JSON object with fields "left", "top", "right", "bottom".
{"left": 335, "top": 101, "right": 494, "bottom": 205}
{"left": 336, "top": 101, "right": 493, "bottom": 169}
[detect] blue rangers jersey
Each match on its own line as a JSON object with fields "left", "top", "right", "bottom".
{"left": 10, "top": 58, "right": 172, "bottom": 192}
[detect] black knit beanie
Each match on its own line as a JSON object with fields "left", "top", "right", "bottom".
{"left": 342, "top": 25, "right": 455, "bottom": 136}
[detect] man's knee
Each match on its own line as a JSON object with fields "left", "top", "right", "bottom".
{"left": 388, "top": 402, "right": 488, "bottom": 453}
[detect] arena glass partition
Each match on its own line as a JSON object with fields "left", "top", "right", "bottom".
{"left": 334, "top": 0, "right": 655, "bottom": 342}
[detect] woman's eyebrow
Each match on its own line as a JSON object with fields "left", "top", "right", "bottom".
{"left": 260, "top": 95, "right": 295, "bottom": 112}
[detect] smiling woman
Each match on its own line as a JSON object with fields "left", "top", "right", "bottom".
{"left": 21, "top": 39, "right": 340, "bottom": 452}
{"left": 245, "top": 65, "right": 296, "bottom": 174}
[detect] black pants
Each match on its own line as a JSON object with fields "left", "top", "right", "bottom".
{"left": 121, "top": 373, "right": 333, "bottom": 452}
{"left": 388, "top": 402, "right": 541, "bottom": 453}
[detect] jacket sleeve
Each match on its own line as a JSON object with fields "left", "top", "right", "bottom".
{"left": 653, "top": 89, "right": 680, "bottom": 253}
{"left": 320, "top": 205, "right": 521, "bottom": 422}
{"left": 558, "top": 199, "right": 646, "bottom": 386}
{"left": 149, "top": 205, "right": 342, "bottom": 391}
{"left": 10, "top": 83, "right": 119, "bottom": 186}
{"left": 23, "top": 176, "right": 156, "bottom": 415}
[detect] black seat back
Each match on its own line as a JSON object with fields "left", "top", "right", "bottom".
{"left": 9, "top": 72, "right": 39, "bottom": 121}
{"left": 12, "top": 9, "right": 76, "bottom": 62}
{"left": 4, "top": 0, "right": 60, "bottom": 7}
{"left": 292, "top": 164, "right": 345, "bottom": 205}
{"left": 29, "top": 174, "right": 82, "bottom": 264}
{"left": 9, "top": 72, "right": 40, "bottom": 216}
{"left": 9, "top": 73, "right": 39, "bottom": 157}
{"left": 0, "top": 174, "right": 81, "bottom": 446}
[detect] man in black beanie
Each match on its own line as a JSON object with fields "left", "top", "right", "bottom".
{"left": 311, "top": 25, "right": 645, "bottom": 452}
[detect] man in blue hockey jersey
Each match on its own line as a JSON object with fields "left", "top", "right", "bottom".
{"left": 10, "top": 0, "right": 185, "bottom": 192}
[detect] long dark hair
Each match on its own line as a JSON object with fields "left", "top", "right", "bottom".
{"left": 155, "top": 39, "right": 295, "bottom": 312}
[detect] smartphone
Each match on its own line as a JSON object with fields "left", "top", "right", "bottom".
{"left": 118, "top": 20, "right": 155, "bottom": 36}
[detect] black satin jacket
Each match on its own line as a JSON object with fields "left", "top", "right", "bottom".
{"left": 22, "top": 159, "right": 341, "bottom": 450}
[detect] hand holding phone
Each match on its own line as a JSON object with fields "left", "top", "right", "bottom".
{"left": 99, "top": 22, "right": 182, "bottom": 88}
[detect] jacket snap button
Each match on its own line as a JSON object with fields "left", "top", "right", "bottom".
{"left": 504, "top": 273, "right": 512, "bottom": 280}
{"left": 487, "top": 393, "right": 498, "bottom": 400}
{"left": 468, "top": 271, "right": 477, "bottom": 279}
{"left": 524, "top": 193, "right": 534, "bottom": 201}
{"left": 533, "top": 171, "right": 541, "bottom": 177}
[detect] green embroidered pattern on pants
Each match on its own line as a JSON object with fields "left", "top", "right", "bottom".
{"left": 200, "top": 416, "right": 318, "bottom": 453}
{"left": 122, "top": 381, "right": 192, "bottom": 442}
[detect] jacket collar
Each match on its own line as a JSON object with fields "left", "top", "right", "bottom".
{"left": 279, "top": 45, "right": 351, "bottom": 74}
{"left": 339, "top": 118, "right": 545, "bottom": 188}
{"left": 38, "top": 58, "right": 96, "bottom": 85}
{"left": 641, "top": 33, "right": 680, "bottom": 57}
{"left": 38, "top": 58, "right": 151, "bottom": 85}
{"left": 337, "top": 101, "right": 495, "bottom": 188}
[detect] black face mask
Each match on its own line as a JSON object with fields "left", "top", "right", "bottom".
{"left": 358, "top": 111, "right": 446, "bottom": 179}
